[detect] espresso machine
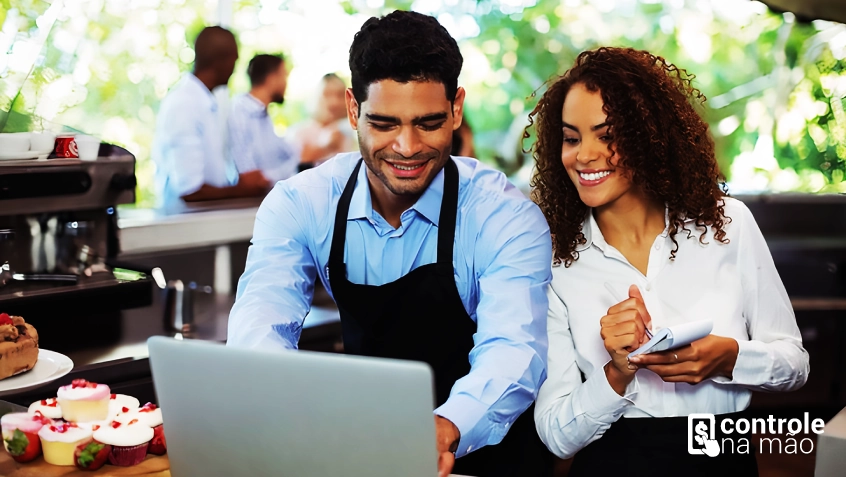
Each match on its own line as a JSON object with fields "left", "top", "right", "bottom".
{"left": 0, "top": 143, "right": 153, "bottom": 352}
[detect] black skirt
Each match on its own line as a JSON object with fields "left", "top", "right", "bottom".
{"left": 568, "top": 412, "right": 759, "bottom": 477}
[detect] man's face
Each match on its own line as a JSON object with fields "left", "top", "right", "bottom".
{"left": 346, "top": 80, "right": 464, "bottom": 200}
{"left": 270, "top": 61, "right": 289, "bottom": 104}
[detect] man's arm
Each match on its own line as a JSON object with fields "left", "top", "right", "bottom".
{"left": 181, "top": 170, "right": 270, "bottom": 202}
{"left": 227, "top": 184, "right": 317, "bottom": 350}
{"left": 434, "top": 198, "right": 552, "bottom": 457}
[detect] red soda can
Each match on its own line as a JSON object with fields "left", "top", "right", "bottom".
{"left": 54, "top": 135, "right": 78, "bottom": 158}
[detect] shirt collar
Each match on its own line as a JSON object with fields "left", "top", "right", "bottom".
{"left": 347, "top": 160, "right": 445, "bottom": 226}
{"left": 244, "top": 93, "right": 269, "bottom": 116}
{"left": 579, "top": 204, "right": 690, "bottom": 252}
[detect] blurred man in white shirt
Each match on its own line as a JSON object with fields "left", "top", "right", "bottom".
{"left": 152, "top": 26, "right": 269, "bottom": 208}
{"left": 229, "top": 54, "right": 339, "bottom": 184}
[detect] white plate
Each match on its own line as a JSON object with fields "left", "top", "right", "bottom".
{"left": 0, "top": 349, "right": 73, "bottom": 397}
{"left": 0, "top": 149, "right": 51, "bottom": 161}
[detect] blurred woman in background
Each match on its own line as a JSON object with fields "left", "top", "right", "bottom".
{"left": 528, "top": 47, "right": 808, "bottom": 476}
{"left": 289, "top": 73, "right": 356, "bottom": 168}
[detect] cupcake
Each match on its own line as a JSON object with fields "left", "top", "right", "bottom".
{"left": 119, "top": 403, "right": 165, "bottom": 455}
{"left": 93, "top": 418, "right": 153, "bottom": 466}
{"left": 1, "top": 412, "right": 52, "bottom": 463}
{"left": 108, "top": 393, "right": 140, "bottom": 417}
{"left": 28, "top": 397, "right": 63, "bottom": 420}
{"left": 38, "top": 421, "right": 92, "bottom": 466}
{"left": 57, "top": 379, "right": 110, "bottom": 422}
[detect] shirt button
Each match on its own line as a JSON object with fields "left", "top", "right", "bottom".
{"left": 646, "top": 283, "right": 652, "bottom": 291}
{"left": 654, "top": 243, "right": 661, "bottom": 250}
{"left": 467, "top": 445, "right": 472, "bottom": 452}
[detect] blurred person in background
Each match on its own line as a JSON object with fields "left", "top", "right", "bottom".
{"left": 228, "top": 53, "right": 302, "bottom": 184}
{"left": 289, "top": 73, "right": 356, "bottom": 169}
{"left": 530, "top": 47, "right": 808, "bottom": 476}
{"left": 152, "top": 26, "right": 270, "bottom": 206}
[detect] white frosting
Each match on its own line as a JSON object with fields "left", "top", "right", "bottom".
{"left": 57, "top": 383, "right": 110, "bottom": 401}
{"left": 108, "top": 394, "right": 140, "bottom": 417}
{"left": 28, "top": 398, "right": 63, "bottom": 419}
{"left": 38, "top": 424, "right": 92, "bottom": 443}
{"left": 75, "top": 420, "right": 108, "bottom": 432}
{"left": 93, "top": 420, "right": 153, "bottom": 447}
{"left": 117, "top": 408, "right": 162, "bottom": 428}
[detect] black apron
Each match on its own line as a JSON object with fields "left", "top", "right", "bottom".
{"left": 328, "top": 158, "right": 553, "bottom": 477}
{"left": 569, "top": 412, "right": 759, "bottom": 477}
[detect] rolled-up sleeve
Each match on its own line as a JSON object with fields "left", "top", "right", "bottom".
{"left": 713, "top": 202, "right": 809, "bottom": 391}
{"left": 434, "top": 199, "right": 551, "bottom": 458}
{"left": 227, "top": 183, "right": 317, "bottom": 350}
{"left": 534, "top": 282, "right": 638, "bottom": 459}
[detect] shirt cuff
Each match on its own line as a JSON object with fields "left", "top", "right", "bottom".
{"left": 434, "top": 394, "right": 493, "bottom": 458}
{"left": 712, "top": 339, "right": 771, "bottom": 386}
{"left": 572, "top": 362, "right": 638, "bottom": 420}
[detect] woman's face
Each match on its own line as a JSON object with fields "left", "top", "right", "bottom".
{"left": 560, "top": 83, "right": 634, "bottom": 209}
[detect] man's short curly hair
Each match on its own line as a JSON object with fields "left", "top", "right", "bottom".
{"left": 527, "top": 47, "right": 729, "bottom": 267}
{"left": 349, "top": 10, "right": 463, "bottom": 108}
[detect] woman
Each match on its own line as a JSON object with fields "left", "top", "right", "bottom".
{"left": 529, "top": 47, "right": 808, "bottom": 476}
{"left": 289, "top": 73, "right": 356, "bottom": 169}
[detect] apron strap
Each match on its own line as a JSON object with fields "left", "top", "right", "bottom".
{"left": 437, "top": 158, "right": 459, "bottom": 266}
{"left": 328, "top": 158, "right": 363, "bottom": 273}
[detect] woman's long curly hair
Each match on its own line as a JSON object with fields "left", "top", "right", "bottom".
{"left": 527, "top": 47, "right": 728, "bottom": 267}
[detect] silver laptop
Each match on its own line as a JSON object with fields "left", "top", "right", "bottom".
{"left": 148, "top": 336, "right": 438, "bottom": 477}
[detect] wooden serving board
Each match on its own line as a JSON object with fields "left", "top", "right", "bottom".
{"left": 0, "top": 451, "right": 170, "bottom": 477}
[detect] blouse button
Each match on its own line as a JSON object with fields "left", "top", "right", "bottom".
{"left": 646, "top": 283, "right": 653, "bottom": 291}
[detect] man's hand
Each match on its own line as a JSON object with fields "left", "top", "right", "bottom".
{"left": 237, "top": 170, "right": 271, "bottom": 194}
{"left": 435, "top": 415, "right": 459, "bottom": 477}
{"left": 629, "top": 334, "right": 739, "bottom": 384}
{"left": 600, "top": 285, "right": 651, "bottom": 395}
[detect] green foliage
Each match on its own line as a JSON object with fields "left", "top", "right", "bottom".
{"left": 0, "top": 0, "right": 843, "bottom": 201}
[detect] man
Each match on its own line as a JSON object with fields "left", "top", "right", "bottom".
{"left": 152, "top": 26, "right": 269, "bottom": 207}
{"left": 229, "top": 54, "right": 335, "bottom": 184}
{"left": 227, "top": 11, "right": 553, "bottom": 477}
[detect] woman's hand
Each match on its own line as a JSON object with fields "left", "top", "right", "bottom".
{"left": 600, "top": 285, "right": 651, "bottom": 394}
{"left": 629, "top": 334, "right": 739, "bottom": 384}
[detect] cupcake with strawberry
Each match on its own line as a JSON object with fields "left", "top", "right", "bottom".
{"left": 93, "top": 418, "right": 153, "bottom": 466}
{"left": 38, "top": 421, "right": 92, "bottom": 466}
{"left": 108, "top": 393, "right": 140, "bottom": 417}
{"left": 119, "top": 403, "right": 165, "bottom": 455}
{"left": 1, "top": 411, "right": 53, "bottom": 463}
{"left": 28, "top": 397, "right": 63, "bottom": 420}
{"left": 57, "top": 379, "right": 110, "bottom": 423}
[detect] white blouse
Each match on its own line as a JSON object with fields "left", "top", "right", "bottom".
{"left": 534, "top": 197, "right": 809, "bottom": 459}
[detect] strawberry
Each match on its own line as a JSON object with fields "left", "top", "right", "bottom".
{"left": 74, "top": 439, "right": 111, "bottom": 471}
{"left": 0, "top": 313, "right": 12, "bottom": 326}
{"left": 148, "top": 425, "right": 167, "bottom": 455}
{"left": 3, "top": 429, "right": 42, "bottom": 463}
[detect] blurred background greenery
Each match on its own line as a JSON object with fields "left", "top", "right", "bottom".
{"left": 1, "top": 0, "right": 845, "bottom": 208}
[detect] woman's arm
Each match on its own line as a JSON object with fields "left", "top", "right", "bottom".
{"left": 535, "top": 283, "right": 640, "bottom": 459}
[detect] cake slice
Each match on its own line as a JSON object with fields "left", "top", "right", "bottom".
{"left": 0, "top": 313, "right": 38, "bottom": 380}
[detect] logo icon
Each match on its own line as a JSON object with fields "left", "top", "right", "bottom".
{"left": 688, "top": 414, "right": 720, "bottom": 457}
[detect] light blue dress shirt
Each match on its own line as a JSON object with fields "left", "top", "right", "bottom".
{"left": 152, "top": 73, "right": 235, "bottom": 207}
{"left": 227, "top": 152, "right": 552, "bottom": 457}
{"left": 228, "top": 93, "right": 299, "bottom": 183}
